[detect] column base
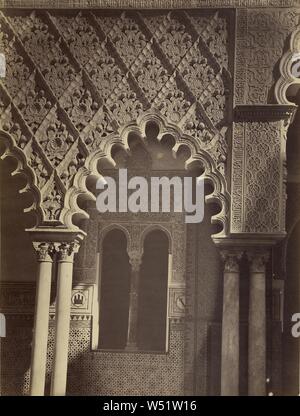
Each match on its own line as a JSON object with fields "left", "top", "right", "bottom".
{"left": 125, "top": 343, "right": 138, "bottom": 352}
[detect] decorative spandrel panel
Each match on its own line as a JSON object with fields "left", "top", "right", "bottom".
{"left": 231, "top": 8, "right": 299, "bottom": 236}
{"left": 235, "top": 8, "right": 299, "bottom": 105}
{"left": 231, "top": 120, "right": 281, "bottom": 233}
{"left": 0, "top": 9, "right": 233, "bottom": 227}
{"left": 231, "top": 107, "right": 295, "bottom": 235}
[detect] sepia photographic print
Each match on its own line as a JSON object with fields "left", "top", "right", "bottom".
{"left": 0, "top": 0, "right": 300, "bottom": 405}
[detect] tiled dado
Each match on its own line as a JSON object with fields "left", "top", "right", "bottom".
{"left": 0, "top": 281, "right": 185, "bottom": 319}
{"left": 0, "top": 281, "right": 95, "bottom": 321}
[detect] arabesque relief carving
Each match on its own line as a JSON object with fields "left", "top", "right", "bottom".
{"left": 0, "top": 9, "right": 232, "bottom": 231}
{"left": 0, "top": 6, "right": 297, "bottom": 238}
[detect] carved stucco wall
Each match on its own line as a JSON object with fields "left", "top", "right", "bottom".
{"left": 235, "top": 8, "right": 299, "bottom": 105}
{"left": 231, "top": 8, "right": 298, "bottom": 234}
{"left": 0, "top": 8, "right": 233, "bottom": 233}
{"left": 231, "top": 118, "right": 284, "bottom": 233}
{"left": 1, "top": 3, "right": 299, "bottom": 397}
{"left": 0, "top": 6, "right": 298, "bottom": 236}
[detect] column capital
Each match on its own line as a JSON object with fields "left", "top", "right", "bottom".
{"left": 33, "top": 242, "right": 55, "bottom": 262}
{"left": 28, "top": 229, "right": 85, "bottom": 262}
{"left": 220, "top": 249, "right": 243, "bottom": 273}
{"left": 55, "top": 241, "right": 80, "bottom": 263}
{"left": 246, "top": 249, "right": 270, "bottom": 273}
{"left": 128, "top": 250, "right": 143, "bottom": 272}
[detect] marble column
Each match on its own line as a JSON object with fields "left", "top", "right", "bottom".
{"left": 30, "top": 242, "right": 54, "bottom": 396}
{"left": 126, "top": 253, "right": 142, "bottom": 351}
{"left": 220, "top": 249, "right": 242, "bottom": 396}
{"left": 50, "top": 242, "right": 79, "bottom": 396}
{"left": 247, "top": 249, "right": 270, "bottom": 396}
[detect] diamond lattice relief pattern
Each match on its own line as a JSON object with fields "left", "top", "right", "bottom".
{"left": 0, "top": 9, "right": 232, "bottom": 223}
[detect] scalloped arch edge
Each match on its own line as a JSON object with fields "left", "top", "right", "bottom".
{"left": 60, "top": 111, "right": 230, "bottom": 239}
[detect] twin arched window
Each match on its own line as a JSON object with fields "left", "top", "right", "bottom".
{"left": 98, "top": 228, "right": 169, "bottom": 352}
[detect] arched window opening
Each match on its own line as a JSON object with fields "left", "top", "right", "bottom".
{"left": 137, "top": 230, "right": 169, "bottom": 351}
{"left": 98, "top": 229, "right": 131, "bottom": 349}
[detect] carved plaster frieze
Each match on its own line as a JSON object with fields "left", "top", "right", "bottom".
{"left": 1, "top": 0, "right": 300, "bottom": 9}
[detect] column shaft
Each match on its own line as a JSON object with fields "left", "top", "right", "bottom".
{"left": 248, "top": 250, "right": 269, "bottom": 396}
{"left": 30, "top": 243, "right": 53, "bottom": 396}
{"left": 126, "top": 267, "right": 140, "bottom": 350}
{"left": 221, "top": 250, "right": 241, "bottom": 396}
{"left": 50, "top": 242, "right": 78, "bottom": 396}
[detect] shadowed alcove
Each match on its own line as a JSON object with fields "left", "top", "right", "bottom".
{"left": 137, "top": 229, "right": 169, "bottom": 351}
{"left": 98, "top": 228, "right": 131, "bottom": 350}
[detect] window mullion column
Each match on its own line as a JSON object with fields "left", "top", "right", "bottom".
{"left": 126, "top": 251, "right": 143, "bottom": 351}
